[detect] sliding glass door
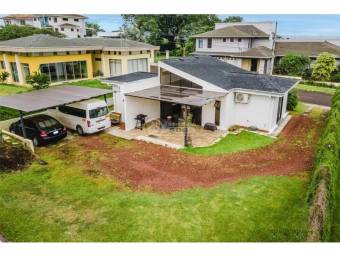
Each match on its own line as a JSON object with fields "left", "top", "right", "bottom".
{"left": 40, "top": 61, "right": 88, "bottom": 82}
{"left": 128, "top": 58, "right": 148, "bottom": 73}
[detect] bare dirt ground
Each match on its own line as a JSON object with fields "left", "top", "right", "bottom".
{"left": 66, "top": 112, "right": 325, "bottom": 193}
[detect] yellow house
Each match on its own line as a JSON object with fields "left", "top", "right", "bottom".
{"left": 0, "top": 34, "right": 159, "bottom": 85}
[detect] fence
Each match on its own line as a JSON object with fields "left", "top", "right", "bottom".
{"left": 0, "top": 129, "right": 34, "bottom": 153}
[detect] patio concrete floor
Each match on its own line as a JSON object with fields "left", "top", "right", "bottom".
{"left": 106, "top": 121, "right": 227, "bottom": 149}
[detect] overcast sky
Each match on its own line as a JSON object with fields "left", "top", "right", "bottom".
{"left": 86, "top": 14, "right": 340, "bottom": 38}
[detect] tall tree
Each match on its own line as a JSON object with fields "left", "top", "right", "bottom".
{"left": 85, "top": 22, "right": 104, "bottom": 37}
{"left": 223, "top": 16, "right": 243, "bottom": 23}
{"left": 122, "top": 15, "right": 221, "bottom": 55}
{"left": 0, "top": 25, "right": 65, "bottom": 41}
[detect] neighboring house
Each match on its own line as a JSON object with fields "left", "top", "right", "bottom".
{"left": 1, "top": 14, "right": 87, "bottom": 38}
{"left": 192, "top": 21, "right": 277, "bottom": 75}
{"left": 0, "top": 34, "right": 159, "bottom": 85}
{"left": 274, "top": 40, "right": 340, "bottom": 65}
{"left": 102, "top": 56, "right": 298, "bottom": 133}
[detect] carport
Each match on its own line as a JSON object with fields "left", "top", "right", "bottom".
{"left": 0, "top": 85, "right": 112, "bottom": 138}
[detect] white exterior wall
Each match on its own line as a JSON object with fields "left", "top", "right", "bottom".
{"left": 196, "top": 38, "right": 251, "bottom": 53}
{"left": 201, "top": 101, "right": 216, "bottom": 125}
{"left": 124, "top": 96, "right": 160, "bottom": 130}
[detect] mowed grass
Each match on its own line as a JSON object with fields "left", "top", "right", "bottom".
{"left": 0, "top": 83, "right": 31, "bottom": 96}
{"left": 0, "top": 147, "right": 310, "bottom": 242}
{"left": 66, "top": 79, "right": 111, "bottom": 89}
{"left": 183, "top": 131, "right": 275, "bottom": 155}
{"left": 290, "top": 101, "right": 308, "bottom": 116}
{"left": 296, "top": 83, "right": 337, "bottom": 95}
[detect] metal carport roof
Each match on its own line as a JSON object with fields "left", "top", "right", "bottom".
{"left": 126, "top": 85, "right": 226, "bottom": 106}
{"left": 0, "top": 85, "right": 112, "bottom": 113}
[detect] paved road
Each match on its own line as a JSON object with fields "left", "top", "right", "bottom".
{"left": 298, "top": 90, "right": 333, "bottom": 107}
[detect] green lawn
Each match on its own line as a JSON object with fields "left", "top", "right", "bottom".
{"left": 0, "top": 146, "right": 309, "bottom": 241}
{"left": 296, "top": 83, "right": 337, "bottom": 95}
{"left": 65, "top": 79, "right": 111, "bottom": 90}
{"left": 183, "top": 131, "right": 275, "bottom": 155}
{"left": 290, "top": 101, "right": 308, "bottom": 116}
{"left": 0, "top": 83, "right": 31, "bottom": 96}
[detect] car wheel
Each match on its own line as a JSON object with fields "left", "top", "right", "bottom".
{"left": 32, "top": 137, "right": 39, "bottom": 147}
{"left": 76, "top": 125, "right": 84, "bottom": 136}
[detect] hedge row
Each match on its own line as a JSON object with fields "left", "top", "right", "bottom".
{"left": 307, "top": 88, "right": 340, "bottom": 241}
{"left": 301, "top": 80, "right": 339, "bottom": 89}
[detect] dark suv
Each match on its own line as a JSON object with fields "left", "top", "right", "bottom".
{"left": 9, "top": 114, "right": 67, "bottom": 146}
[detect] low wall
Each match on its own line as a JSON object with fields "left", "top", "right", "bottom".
{"left": 307, "top": 88, "right": 340, "bottom": 241}
{"left": 0, "top": 129, "right": 34, "bottom": 153}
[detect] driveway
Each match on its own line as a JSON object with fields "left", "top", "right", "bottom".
{"left": 298, "top": 90, "right": 333, "bottom": 106}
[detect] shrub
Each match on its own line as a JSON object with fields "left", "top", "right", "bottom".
{"left": 301, "top": 80, "right": 337, "bottom": 89}
{"left": 287, "top": 90, "right": 298, "bottom": 111}
{"left": 307, "top": 88, "right": 340, "bottom": 241}
{"left": 275, "top": 53, "right": 311, "bottom": 76}
{"left": 312, "top": 52, "right": 337, "bottom": 81}
{"left": 94, "top": 70, "right": 104, "bottom": 77}
{"left": 26, "top": 72, "right": 50, "bottom": 90}
{"left": 302, "top": 68, "right": 313, "bottom": 80}
{"left": 0, "top": 71, "right": 10, "bottom": 83}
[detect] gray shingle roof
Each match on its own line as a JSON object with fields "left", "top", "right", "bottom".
{"left": 192, "top": 25, "right": 269, "bottom": 38}
{"left": 102, "top": 72, "right": 158, "bottom": 83}
{"left": 0, "top": 34, "right": 159, "bottom": 52}
{"left": 275, "top": 41, "right": 340, "bottom": 58}
{"left": 161, "top": 56, "right": 298, "bottom": 94}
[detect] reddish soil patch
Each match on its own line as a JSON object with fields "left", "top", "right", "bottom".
{"left": 74, "top": 114, "right": 325, "bottom": 193}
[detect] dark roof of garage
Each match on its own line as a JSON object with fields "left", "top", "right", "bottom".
{"left": 0, "top": 85, "right": 111, "bottom": 112}
{"left": 102, "top": 72, "right": 158, "bottom": 83}
{"left": 161, "top": 56, "right": 298, "bottom": 94}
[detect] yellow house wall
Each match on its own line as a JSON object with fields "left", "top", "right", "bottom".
{"left": 0, "top": 53, "right": 94, "bottom": 84}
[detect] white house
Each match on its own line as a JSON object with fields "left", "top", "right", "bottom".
{"left": 102, "top": 56, "right": 298, "bottom": 134}
{"left": 192, "top": 22, "right": 277, "bottom": 75}
{"left": 1, "top": 14, "right": 87, "bottom": 38}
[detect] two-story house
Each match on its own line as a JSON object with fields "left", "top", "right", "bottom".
{"left": 192, "top": 21, "right": 276, "bottom": 75}
{"left": 1, "top": 14, "right": 87, "bottom": 38}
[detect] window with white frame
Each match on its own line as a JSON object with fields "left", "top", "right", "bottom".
{"left": 198, "top": 39, "right": 203, "bottom": 48}
{"left": 109, "top": 59, "right": 122, "bottom": 76}
{"left": 128, "top": 58, "right": 148, "bottom": 73}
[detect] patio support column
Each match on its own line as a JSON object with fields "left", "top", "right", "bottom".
{"left": 184, "top": 105, "right": 192, "bottom": 147}
{"left": 15, "top": 54, "right": 25, "bottom": 85}
{"left": 101, "top": 51, "right": 108, "bottom": 77}
{"left": 2, "top": 53, "right": 13, "bottom": 83}
{"left": 20, "top": 111, "right": 27, "bottom": 139}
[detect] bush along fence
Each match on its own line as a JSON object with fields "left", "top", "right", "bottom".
{"left": 307, "top": 88, "right": 340, "bottom": 241}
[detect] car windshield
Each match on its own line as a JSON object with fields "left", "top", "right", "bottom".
{"left": 89, "top": 106, "right": 109, "bottom": 119}
{"left": 37, "top": 118, "right": 58, "bottom": 129}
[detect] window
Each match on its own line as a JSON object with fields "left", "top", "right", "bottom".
{"left": 34, "top": 18, "right": 37, "bottom": 21}
{"left": 61, "top": 27, "right": 64, "bottom": 31}
{"left": 48, "top": 17, "right": 51, "bottom": 21}
{"left": 223, "top": 38, "right": 226, "bottom": 42}
{"left": 59, "top": 106, "right": 86, "bottom": 118}
{"left": 71, "top": 28, "right": 74, "bottom": 32}
{"left": 54, "top": 17, "right": 57, "bottom": 23}
{"left": 0, "top": 61, "right": 5, "bottom": 69}
{"left": 230, "top": 38, "right": 234, "bottom": 42}
{"left": 5, "top": 21, "right": 11, "bottom": 25}
{"left": 128, "top": 58, "right": 148, "bottom": 73}
{"left": 109, "top": 59, "right": 122, "bottom": 76}
{"left": 55, "top": 28, "right": 59, "bottom": 32}
{"left": 76, "top": 29, "right": 79, "bottom": 32}
{"left": 198, "top": 39, "right": 203, "bottom": 48}
{"left": 74, "top": 18, "right": 79, "bottom": 22}
{"left": 10, "top": 62, "right": 19, "bottom": 82}
{"left": 238, "top": 38, "right": 242, "bottom": 42}
{"left": 207, "top": 38, "right": 212, "bottom": 48}
{"left": 62, "top": 18, "right": 68, "bottom": 21}
{"left": 39, "top": 61, "right": 88, "bottom": 82}
{"left": 21, "top": 64, "right": 30, "bottom": 80}
{"left": 20, "top": 20, "right": 26, "bottom": 25}
{"left": 89, "top": 107, "right": 108, "bottom": 119}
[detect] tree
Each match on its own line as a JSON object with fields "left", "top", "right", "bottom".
{"left": 223, "top": 16, "right": 243, "bottom": 23}
{"left": 287, "top": 90, "right": 298, "bottom": 111}
{"left": 312, "top": 52, "right": 337, "bottom": 81}
{"left": 85, "top": 22, "right": 104, "bottom": 37}
{"left": 0, "top": 71, "right": 10, "bottom": 83}
{"left": 275, "top": 53, "right": 311, "bottom": 76}
{"left": 0, "top": 25, "right": 65, "bottom": 41}
{"left": 26, "top": 72, "right": 50, "bottom": 90}
{"left": 121, "top": 15, "right": 221, "bottom": 54}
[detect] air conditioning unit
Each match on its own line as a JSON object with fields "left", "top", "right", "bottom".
{"left": 234, "top": 93, "right": 250, "bottom": 103}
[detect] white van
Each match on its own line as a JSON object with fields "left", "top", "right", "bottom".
{"left": 54, "top": 99, "right": 111, "bottom": 135}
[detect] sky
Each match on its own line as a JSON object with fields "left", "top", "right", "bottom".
{"left": 86, "top": 14, "right": 340, "bottom": 38}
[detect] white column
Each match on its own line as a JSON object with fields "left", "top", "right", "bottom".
{"left": 101, "top": 52, "right": 108, "bottom": 77}
{"left": 2, "top": 53, "right": 13, "bottom": 83}
{"left": 165, "top": 50, "right": 170, "bottom": 59}
{"left": 15, "top": 54, "right": 24, "bottom": 85}
{"left": 150, "top": 50, "right": 155, "bottom": 63}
